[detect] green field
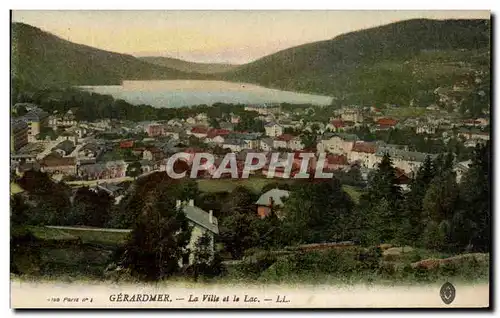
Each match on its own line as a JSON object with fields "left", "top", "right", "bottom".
{"left": 16, "top": 226, "right": 129, "bottom": 246}
{"left": 196, "top": 178, "right": 294, "bottom": 193}
{"left": 24, "top": 226, "right": 79, "bottom": 241}
{"left": 196, "top": 178, "right": 363, "bottom": 202}
{"left": 66, "top": 177, "right": 133, "bottom": 187}
{"left": 62, "top": 229, "right": 129, "bottom": 246}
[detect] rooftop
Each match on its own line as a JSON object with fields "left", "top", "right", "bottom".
{"left": 256, "top": 189, "right": 290, "bottom": 207}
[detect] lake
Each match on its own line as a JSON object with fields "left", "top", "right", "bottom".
{"left": 79, "top": 80, "right": 333, "bottom": 108}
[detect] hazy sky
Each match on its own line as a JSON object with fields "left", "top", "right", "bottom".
{"left": 12, "top": 10, "right": 490, "bottom": 64}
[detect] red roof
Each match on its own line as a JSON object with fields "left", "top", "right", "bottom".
{"left": 119, "top": 140, "right": 134, "bottom": 148}
{"left": 376, "top": 118, "right": 398, "bottom": 127}
{"left": 191, "top": 127, "right": 209, "bottom": 134}
{"left": 395, "top": 168, "right": 411, "bottom": 184}
{"left": 463, "top": 119, "right": 481, "bottom": 124}
{"left": 326, "top": 154, "right": 348, "bottom": 165}
{"left": 206, "top": 129, "right": 231, "bottom": 138}
{"left": 331, "top": 119, "right": 345, "bottom": 128}
{"left": 351, "top": 142, "right": 377, "bottom": 154}
{"left": 277, "top": 134, "right": 294, "bottom": 142}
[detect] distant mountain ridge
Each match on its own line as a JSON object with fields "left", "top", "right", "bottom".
{"left": 11, "top": 18, "right": 491, "bottom": 112}
{"left": 219, "top": 18, "right": 491, "bottom": 107}
{"left": 11, "top": 22, "right": 212, "bottom": 88}
{"left": 138, "top": 56, "right": 238, "bottom": 74}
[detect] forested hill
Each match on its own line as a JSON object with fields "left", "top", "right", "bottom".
{"left": 220, "top": 18, "right": 491, "bottom": 108}
{"left": 11, "top": 22, "right": 213, "bottom": 88}
{"left": 138, "top": 56, "right": 238, "bottom": 74}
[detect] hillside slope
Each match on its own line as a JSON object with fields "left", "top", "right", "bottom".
{"left": 11, "top": 22, "right": 212, "bottom": 88}
{"left": 221, "top": 18, "right": 491, "bottom": 108}
{"left": 139, "top": 56, "right": 238, "bottom": 74}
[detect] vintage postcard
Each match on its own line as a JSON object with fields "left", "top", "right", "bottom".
{"left": 10, "top": 10, "right": 491, "bottom": 309}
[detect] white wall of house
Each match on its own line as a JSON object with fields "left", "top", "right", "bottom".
{"left": 318, "top": 137, "right": 354, "bottom": 155}
{"left": 222, "top": 144, "right": 242, "bottom": 152}
{"left": 273, "top": 140, "right": 288, "bottom": 149}
{"left": 348, "top": 151, "right": 379, "bottom": 169}
{"left": 260, "top": 141, "right": 273, "bottom": 151}
{"left": 288, "top": 138, "right": 304, "bottom": 150}
{"left": 265, "top": 125, "right": 283, "bottom": 137}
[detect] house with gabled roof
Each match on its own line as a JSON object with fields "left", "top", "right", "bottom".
{"left": 348, "top": 141, "right": 378, "bottom": 169}
{"left": 264, "top": 122, "right": 283, "bottom": 137}
{"left": 175, "top": 199, "right": 219, "bottom": 266}
{"left": 317, "top": 133, "right": 359, "bottom": 155}
{"left": 255, "top": 189, "right": 290, "bottom": 219}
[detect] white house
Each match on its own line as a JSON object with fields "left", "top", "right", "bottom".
{"left": 288, "top": 136, "right": 304, "bottom": 151}
{"left": 341, "top": 110, "right": 364, "bottom": 123}
{"left": 260, "top": 138, "right": 274, "bottom": 151}
{"left": 348, "top": 141, "right": 379, "bottom": 169}
{"left": 176, "top": 199, "right": 219, "bottom": 266}
{"left": 272, "top": 134, "right": 294, "bottom": 149}
{"left": 195, "top": 113, "right": 208, "bottom": 122}
{"left": 222, "top": 139, "right": 246, "bottom": 152}
{"left": 264, "top": 123, "right": 284, "bottom": 137}
{"left": 376, "top": 147, "right": 434, "bottom": 175}
{"left": 416, "top": 125, "right": 437, "bottom": 135}
{"left": 453, "top": 160, "right": 472, "bottom": 183}
{"left": 317, "top": 133, "right": 359, "bottom": 155}
{"left": 205, "top": 135, "right": 225, "bottom": 145}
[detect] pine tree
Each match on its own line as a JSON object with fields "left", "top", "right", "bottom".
{"left": 454, "top": 142, "right": 491, "bottom": 251}
{"left": 120, "top": 183, "right": 192, "bottom": 281}
{"left": 282, "top": 178, "right": 355, "bottom": 244}
{"left": 358, "top": 153, "right": 402, "bottom": 244}
{"left": 399, "top": 156, "right": 436, "bottom": 245}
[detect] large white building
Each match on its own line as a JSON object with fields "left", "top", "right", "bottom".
{"left": 317, "top": 133, "right": 359, "bottom": 155}
{"left": 264, "top": 123, "right": 284, "bottom": 137}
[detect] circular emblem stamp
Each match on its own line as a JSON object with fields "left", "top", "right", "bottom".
{"left": 440, "top": 282, "right": 456, "bottom": 305}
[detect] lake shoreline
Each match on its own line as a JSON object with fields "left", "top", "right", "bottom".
{"left": 78, "top": 80, "right": 333, "bottom": 108}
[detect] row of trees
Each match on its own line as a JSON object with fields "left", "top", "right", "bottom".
{"left": 358, "top": 142, "right": 490, "bottom": 252}
{"left": 13, "top": 87, "right": 318, "bottom": 131}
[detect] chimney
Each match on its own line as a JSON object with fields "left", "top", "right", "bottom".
{"left": 176, "top": 200, "right": 181, "bottom": 209}
{"left": 188, "top": 199, "right": 194, "bottom": 207}
{"left": 209, "top": 210, "right": 213, "bottom": 224}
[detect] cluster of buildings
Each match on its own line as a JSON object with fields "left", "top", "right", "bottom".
{"left": 9, "top": 101, "right": 490, "bottom": 263}
{"left": 10, "top": 102, "right": 490, "bottom": 191}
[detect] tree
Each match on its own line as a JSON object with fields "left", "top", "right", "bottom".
{"left": 219, "top": 212, "right": 259, "bottom": 259}
{"left": 119, "top": 182, "right": 192, "bottom": 281}
{"left": 191, "top": 232, "right": 223, "bottom": 281}
{"left": 282, "top": 178, "right": 355, "bottom": 244}
{"left": 300, "top": 131, "right": 318, "bottom": 150}
{"left": 68, "top": 187, "right": 113, "bottom": 227}
{"left": 209, "top": 117, "right": 220, "bottom": 129}
{"left": 422, "top": 220, "right": 448, "bottom": 251}
{"left": 422, "top": 171, "right": 459, "bottom": 224}
{"left": 399, "top": 156, "right": 436, "bottom": 245}
{"left": 219, "top": 186, "right": 260, "bottom": 258}
{"left": 10, "top": 194, "right": 29, "bottom": 226}
{"left": 126, "top": 161, "right": 142, "bottom": 179}
{"left": 17, "top": 171, "right": 71, "bottom": 225}
{"left": 454, "top": 142, "right": 491, "bottom": 251}
{"left": 358, "top": 153, "right": 402, "bottom": 244}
